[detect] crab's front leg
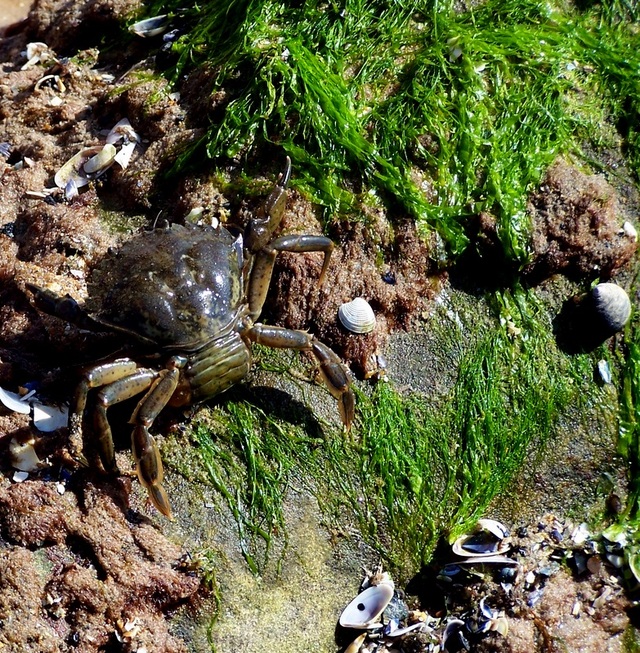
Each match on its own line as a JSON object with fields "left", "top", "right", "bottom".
{"left": 70, "top": 359, "right": 155, "bottom": 468}
{"left": 247, "top": 234, "right": 334, "bottom": 320}
{"left": 245, "top": 324, "right": 355, "bottom": 430}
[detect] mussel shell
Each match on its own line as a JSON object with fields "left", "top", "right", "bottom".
{"left": 452, "top": 519, "right": 511, "bottom": 558}
{"left": 338, "top": 297, "right": 376, "bottom": 334}
{"left": 129, "top": 15, "right": 170, "bottom": 38}
{"left": 339, "top": 583, "right": 394, "bottom": 629}
{"left": 590, "top": 283, "right": 631, "bottom": 334}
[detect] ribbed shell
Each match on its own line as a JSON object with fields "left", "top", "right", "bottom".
{"left": 338, "top": 297, "right": 376, "bottom": 334}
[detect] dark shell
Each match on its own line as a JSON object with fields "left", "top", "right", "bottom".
{"left": 87, "top": 223, "right": 245, "bottom": 349}
{"left": 590, "top": 283, "right": 631, "bottom": 334}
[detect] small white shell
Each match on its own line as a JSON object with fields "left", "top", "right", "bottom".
{"left": 338, "top": 297, "right": 376, "bottom": 334}
{"left": 622, "top": 221, "right": 638, "bottom": 241}
{"left": 339, "top": 583, "right": 394, "bottom": 629}
{"left": 33, "top": 403, "right": 69, "bottom": 432}
{"left": 591, "top": 283, "right": 631, "bottom": 333}
{"left": 9, "top": 436, "right": 43, "bottom": 472}
{"left": 0, "top": 386, "right": 31, "bottom": 414}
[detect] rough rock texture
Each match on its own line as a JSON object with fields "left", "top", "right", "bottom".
{"left": 0, "top": 476, "right": 200, "bottom": 652}
{"left": 524, "top": 160, "right": 637, "bottom": 282}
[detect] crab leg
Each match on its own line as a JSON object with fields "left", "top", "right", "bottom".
{"left": 129, "top": 357, "right": 185, "bottom": 518}
{"left": 69, "top": 359, "right": 141, "bottom": 464}
{"left": 94, "top": 369, "right": 158, "bottom": 472}
{"left": 246, "top": 324, "right": 354, "bottom": 430}
{"left": 247, "top": 234, "right": 334, "bottom": 320}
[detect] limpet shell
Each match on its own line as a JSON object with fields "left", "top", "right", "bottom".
{"left": 590, "top": 283, "right": 631, "bottom": 334}
{"left": 339, "top": 583, "right": 394, "bottom": 629}
{"left": 338, "top": 297, "right": 376, "bottom": 334}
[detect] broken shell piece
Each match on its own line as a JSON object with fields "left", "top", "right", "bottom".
{"left": 106, "top": 118, "right": 140, "bottom": 145}
{"left": 442, "top": 619, "right": 469, "bottom": 652}
{"left": 129, "top": 15, "right": 170, "bottom": 38}
{"left": 9, "top": 436, "right": 43, "bottom": 472}
{"left": 0, "top": 386, "right": 31, "bottom": 414}
{"left": 33, "top": 403, "right": 69, "bottom": 432}
{"left": 338, "top": 298, "right": 376, "bottom": 334}
{"left": 339, "top": 583, "right": 394, "bottom": 629}
{"left": 590, "top": 283, "right": 631, "bottom": 335}
{"left": 83, "top": 143, "right": 117, "bottom": 176}
{"left": 12, "top": 471, "right": 30, "bottom": 483}
{"left": 452, "top": 519, "right": 511, "bottom": 557}
{"left": 21, "top": 42, "right": 57, "bottom": 70}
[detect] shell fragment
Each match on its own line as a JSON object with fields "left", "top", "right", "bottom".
{"left": 0, "top": 386, "right": 31, "bottom": 414}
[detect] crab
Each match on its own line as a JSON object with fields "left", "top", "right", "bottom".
{"left": 29, "top": 158, "right": 354, "bottom": 518}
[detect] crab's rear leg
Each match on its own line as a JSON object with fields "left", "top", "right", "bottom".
{"left": 246, "top": 324, "right": 354, "bottom": 430}
{"left": 129, "top": 356, "right": 186, "bottom": 519}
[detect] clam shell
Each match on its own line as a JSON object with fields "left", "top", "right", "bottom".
{"left": 33, "top": 403, "right": 69, "bottom": 432}
{"left": 452, "top": 519, "right": 511, "bottom": 558}
{"left": 129, "top": 15, "right": 170, "bottom": 38}
{"left": 339, "top": 583, "right": 394, "bottom": 629}
{"left": 338, "top": 297, "right": 376, "bottom": 334}
{"left": 9, "top": 436, "right": 42, "bottom": 472}
{"left": 591, "top": 283, "right": 631, "bottom": 334}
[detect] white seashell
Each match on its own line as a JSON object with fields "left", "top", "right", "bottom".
{"left": 597, "top": 359, "right": 612, "bottom": 384}
{"left": 622, "top": 221, "right": 638, "bottom": 241}
{"left": 12, "top": 471, "right": 30, "bottom": 483}
{"left": 83, "top": 143, "right": 117, "bottom": 176}
{"left": 591, "top": 283, "right": 631, "bottom": 334}
{"left": 451, "top": 554, "right": 519, "bottom": 567}
{"left": 114, "top": 141, "right": 137, "bottom": 169}
{"left": 33, "top": 403, "right": 69, "bottom": 432}
{"left": 0, "top": 386, "right": 31, "bottom": 414}
{"left": 338, "top": 297, "right": 376, "bottom": 334}
{"left": 9, "top": 436, "right": 43, "bottom": 472}
{"left": 339, "top": 583, "right": 394, "bottom": 629}
{"left": 129, "top": 15, "right": 170, "bottom": 38}
{"left": 452, "top": 519, "right": 511, "bottom": 558}
{"left": 384, "top": 621, "right": 427, "bottom": 637}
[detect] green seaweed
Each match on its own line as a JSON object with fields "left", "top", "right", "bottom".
{"left": 139, "top": 0, "right": 639, "bottom": 263}
{"left": 178, "top": 287, "right": 591, "bottom": 577}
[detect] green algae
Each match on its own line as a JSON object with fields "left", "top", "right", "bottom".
{"left": 138, "top": 0, "right": 639, "bottom": 264}
{"left": 170, "top": 286, "right": 594, "bottom": 579}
